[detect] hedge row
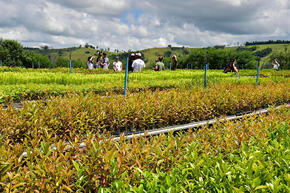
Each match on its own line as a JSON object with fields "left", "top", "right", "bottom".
{"left": 0, "top": 81, "right": 289, "bottom": 142}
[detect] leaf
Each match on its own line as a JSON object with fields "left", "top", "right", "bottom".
{"left": 62, "top": 185, "right": 73, "bottom": 192}
{"left": 72, "top": 161, "right": 79, "bottom": 172}
{"left": 233, "top": 187, "right": 243, "bottom": 193}
{"left": 255, "top": 185, "right": 267, "bottom": 190}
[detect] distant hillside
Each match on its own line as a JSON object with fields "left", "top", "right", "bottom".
{"left": 26, "top": 43, "right": 290, "bottom": 69}
{"left": 250, "top": 44, "right": 290, "bottom": 68}
{"left": 140, "top": 44, "right": 289, "bottom": 68}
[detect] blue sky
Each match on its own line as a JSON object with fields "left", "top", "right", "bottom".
{"left": 121, "top": 10, "right": 144, "bottom": 25}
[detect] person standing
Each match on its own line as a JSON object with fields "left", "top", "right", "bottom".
{"left": 96, "top": 52, "right": 103, "bottom": 68}
{"left": 272, "top": 58, "right": 280, "bottom": 71}
{"left": 102, "top": 53, "right": 110, "bottom": 69}
{"left": 224, "top": 58, "right": 238, "bottom": 73}
{"left": 154, "top": 56, "right": 165, "bottom": 71}
{"left": 87, "top": 56, "right": 94, "bottom": 70}
{"left": 132, "top": 53, "right": 146, "bottom": 72}
{"left": 171, "top": 55, "right": 178, "bottom": 70}
{"left": 233, "top": 59, "right": 238, "bottom": 73}
{"left": 128, "top": 53, "right": 135, "bottom": 72}
{"left": 113, "top": 56, "right": 122, "bottom": 72}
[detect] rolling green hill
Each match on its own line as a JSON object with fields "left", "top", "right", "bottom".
{"left": 30, "top": 43, "right": 290, "bottom": 69}
{"left": 252, "top": 44, "right": 290, "bottom": 67}
{"left": 140, "top": 44, "right": 290, "bottom": 67}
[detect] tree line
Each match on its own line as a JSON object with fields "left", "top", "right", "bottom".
{"left": 245, "top": 40, "right": 290, "bottom": 46}
{"left": 0, "top": 39, "right": 86, "bottom": 68}
{"left": 161, "top": 47, "right": 289, "bottom": 70}
{"left": 171, "top": 48, "right": 258, "bottom": 69}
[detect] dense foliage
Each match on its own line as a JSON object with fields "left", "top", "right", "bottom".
{"left": 236, "top": 46, "right": 257, "bottom": 52}
{"left": 178, "top": 48, "right": 258, "bottom": 69}
{"left": 0, "top": 106, "right": 288, "bottom": 192}
{"left": 0, "top": 39, "right": 88, "bottom": 68}
{"left": 0, "top": 39, "right": 49, "bottom": 68}
{"left": 253, "top": 48, "right": 272, "bottom": 58}
{"left": 1, "top": 39, "right": 289, "bottom": 193}
{"left": 0, "top": 68, "right": 289, "bottom": 103}
{"left": 1, "top": 81, "right": 288, "bottom": 141}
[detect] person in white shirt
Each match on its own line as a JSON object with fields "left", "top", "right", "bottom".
{"left": 113, "top": 56, "right": 122, "bottom": 72}
{"left": 87, "top": 56, "right": 94, "bottom": 70}
{"left": 132, "top": 53, "right": 145, "bottom": 72}
{"left": 272, "top": 58, "right": 280, "bottom": 71}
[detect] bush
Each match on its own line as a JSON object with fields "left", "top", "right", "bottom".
{"left": 0, "top": 39, "right": 24, "bottom": 66}
{"left": 253, "top": 48, "right": 272, "bottom": 58}
{"left": 179, "top": 48, "right": 257, "bottom": 69}
{"left": 0, "top": 39, "right": 51, "bottom": 68}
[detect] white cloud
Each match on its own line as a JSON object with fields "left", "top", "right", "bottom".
{"left": 0, "top": 0, "right": 289, "bottom": 50}
{"left": 50, "top": 0, "right": 130, "bottom": 16}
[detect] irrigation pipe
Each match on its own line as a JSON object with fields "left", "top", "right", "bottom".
{"left": 78, "top": 104, "right": 289, "bottom": 148}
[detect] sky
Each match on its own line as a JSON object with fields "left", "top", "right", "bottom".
{"left": 0, "top": 0, "right": 289, "bottom": 50}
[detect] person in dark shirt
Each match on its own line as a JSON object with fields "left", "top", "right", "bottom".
{"left": 128, "top": 53, "right": 135, "bottom": 72}
{"left": 224, "top": 58, "right": 238, "bottom": 73}
{"left": 171, "top": 55, "right": 178, "bottom": 70}
{"left": 96, "top": 52, "right": 103, "bottom": 68}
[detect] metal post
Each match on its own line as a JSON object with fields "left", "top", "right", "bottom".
{"left": 124, "top": 57, "right": 129, "bottom": 96}
{"left": 256, "top": 59, "right": 260, "bottom": 85}
{"left": 187, "top": 64, "right": 189, "bottom": 69}
{"left": 0, "top": 60, "right": 2, "bottom": 67}
{"left": 38, "top": 61, "right": 40, "bottom": 69}
{"left": 170, "top": 63, "right": 172, "bottom": 71}
{"left": 49, "top": 56, "right": 51, "bottom": 72}
{"left": 191, "top": 64, "right": 192, "bottom": 70}
{"left": 203, "top": 64, "right": 207, "bottom": 71}
{"left": 69, "top": 52, "right": 72, "bottom": 74}
{"left": 204, "top": 63, "right": 208, "bottom": 88}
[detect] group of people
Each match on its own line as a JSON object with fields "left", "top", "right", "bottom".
{"left": 88, "top": 51, "right": 179, "bottom": 73}
{"left": 152, "top": 55, "right": 178, "bottom": 71}
{"left": 88, "top": 52, "right": 280, "bottom": 73}
{"left": 87, "top": 52, "right": 122, "bottom": 72}
{"left": 88, "top": 52, "right": 148, "bottom": 73}
{"left": 223, "top": 58, "right": 280, "bottom": 73}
